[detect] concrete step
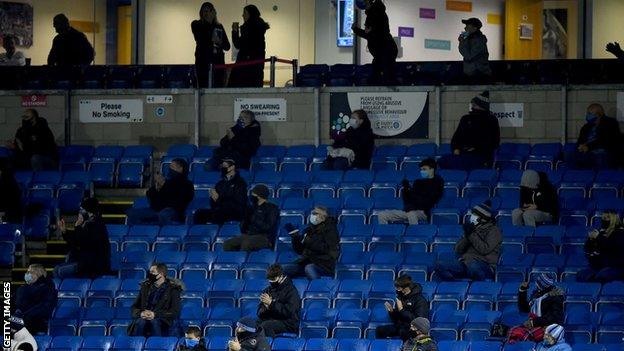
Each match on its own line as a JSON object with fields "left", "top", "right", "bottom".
{"left": 28, "top": 254, "right": 66, "bottom": 266}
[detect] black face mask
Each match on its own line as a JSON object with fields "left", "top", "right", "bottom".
{"left": 22, "top": 119, "right": 32, "bottom": 128}
{"left": 221, "top": 167, "right": 230, "bottom": 177}
{"left": 250, "top": 196, "right": 260, "bottom": 207}
{"left": 601, "top": 220, "right": 611, "bottom": 230}
{"left": 270, "top": 281, "right": 280, "bottom": 288}
{"left": 148, "top": 273, "right": 159, "bottom": 283}
{"left": 396, "top": 290, "right": 405, "bottom": 299}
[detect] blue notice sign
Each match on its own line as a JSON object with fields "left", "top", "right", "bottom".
{"left": 424, "top": 39, "right": 451, "bottom": 51}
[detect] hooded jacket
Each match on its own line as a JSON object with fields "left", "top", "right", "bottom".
{"left": 389, "top": 283, "right": 430, "bottom": 331}
{"left": 403, "top": 175, "right": 444, "bottom": 215}
{"left": 15, "top": 117, "right": 59, "bottom": 161}
{"left": 63, "top": 215, "right": 111, "bottom": 279}
{"left": 14, "top": 276, "right": 58, "bottom": 334}
{"left": 450, "top": 109, "right": 500, "bottom": 162}
{"left": 352, "top": 0, "right": 398, "bottom": 59}
{"left": 147, "top": 170, "right": 194, "bottom": 219}
{"left": 292, "top": 217, "right": 341, "bottom": 274}
{"left": 519, "top": 171, "right": 559, "bottom": 220}
{"left": 458, "top": 30, "right": 491, "bottom": 76}
{"left": 534, "top": 331, "right": 572, "bottom": 351}
{"left": 518, "top": 286, "right": 564, "bottom": 327}
{"left": 455, "top": 221, "right": 502, "bottom": 267}
{"left": 128, "top": 277, "right": 184, "bottom": 333}
{"left": 584, "top": 226, "right": 624, "bottom": 270}
{"left": 241, "top": 201, "right": 280, "bottom": 247}
{"left": 236, "top": 330, "right": 271, "bottom": 351}
{"left": 332, "top": 123, "right": 375, "bottom": 169}
{"left": 212, "top": 172, "right": 248, "bottom": 221}
{"left": 48, "top": 27, "right": 94, "bottom": 66}
{"left": 257, "top": 277, "right": 301, "bottom": 334}
{"left": 219, "top": 121, "right": 262, "bottom": 169}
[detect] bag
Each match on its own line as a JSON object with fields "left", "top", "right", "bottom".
{"left": 490, "top": 323, "right": 509, "bottom": 338}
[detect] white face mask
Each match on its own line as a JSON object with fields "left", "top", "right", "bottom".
{"left": 348, "top": 118, "right": 359, "bottom": 129}
{"left": 309, "top": 214, "right": 321, "bottom": 225}
{"left": 469, "top": 214, "right": 480, "bottom": 225}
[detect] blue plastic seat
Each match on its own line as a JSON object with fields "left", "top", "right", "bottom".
{"left": 208, "top": 279, "right": 245, "bottom": 307}
{"left": 272, "top": 338, "right": 306, "bottom": 351}
{"left": 79, "top": 307, "right": 114, "bottom": 336}
{"left": 463, "top": 169, "right": 497, "bottom": 198}
{"left": 470, "top": 341, "right": 503, "bottom": 351}
{"left": 336, "top": 252, "right": 371, "bottom": 280}
{"left": 400, "top": 225, "right": 436, "bottom": 253}
{"left": 336, "top": 339, "right": 369, "bottom": 351}
{"left": 437, "top": 170, "right": 468, "bottom": 197}
{"left": 164, "top": 65, "right": 193, "bottom": 88}
{"left": 597, "top": 282, "right": 624, "bottom": 313}
{"left": 85, "top": 277, "right": 121, "bottom": 307}
{"left": 461, "top": 310, "right": 502, "bottom": 340}
{"left": 50, "top": 307, "right": 81, "bottom": 335}
{"left": 112, "top": 336, "right": 145, "bottom": 351}
{"left": 338, "top": 170, "right": 374, "bottom": 198}
{"left": 49, "top": 336, "right": 83, "bottom": 351}
{"left": 81, "top": 336, "right": 115, "bottom": 351}
{"left": 432, "top": 282, "right": 469, "bottom": 310}
{"left": 304, "top": 338, "right": 338, "bottom": 351}
{"left": 143, "top": 337, "right": 178, "bottom": 351}
{"left": 367, "top": 250, "right": 403, "bottom": 280}
{"left": 526, "top": 143, "right": 562, "bottom": 171}
{"left": 334, "top": 279, "right": 371, "bottom": 309}
{"left": 495, "top": 143, "right": 531, "bottom": 170}
{"left": 334, "top": 308, "right": 371, "bottom": 338}
{"left": 465, "top": 282, "right": 502, "bottom": 311}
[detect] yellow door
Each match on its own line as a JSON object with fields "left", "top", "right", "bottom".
{"left": 117, "top": 5, "right": 132, "bottom": 64}
{"left": 505, "top": 0, "right": 543, "bottom": 59}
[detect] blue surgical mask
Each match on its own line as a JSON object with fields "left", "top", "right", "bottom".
{"left": 420, "top": 170, "right": 432, "bottom": 179}
{"left": 585, "top": 113, "right": 598, "bottom": 123}
{"left": 309, "top": 214, "right": 321, "bottom": 225}
{"left": 185, "top": 338, "right": 199, "bottom": 348}
{"left": 237, "top": 118, "right": 245, "bottom": 127}
{"left": 24, "top": 273, "right": 33, "bottom": 283}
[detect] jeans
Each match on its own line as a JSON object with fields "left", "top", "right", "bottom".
{"left": 565, "top": 149, "right": 611, "bottom": 170}
{"left": 282, "top": 262, "right": 330, "bottom": 280}
{"left": 53, "top": 262, "right": 79, "bottom": 279}
{"left": 576, "top": 267, "right": 624, "bottom": 283}
{"left": 129, "top": 318, "right": 166, "bottom": 337}
{"left": 435, "top": 259, "right": 494, "bottom": 281}
{"left": 126, "top": 207, "right": 180, "bottom": 226}
{"left": 322, "top": 157, "right": 350, "bottom": 171}
{"left": 377, "top": 210, "right": 427, "bottom": 225}
{"left": 512, "top": 208, "right": 553, "bottom": 227}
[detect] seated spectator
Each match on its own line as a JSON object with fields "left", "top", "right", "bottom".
{"left": 576, "top": 211, "right": 624, "bottom": 283}
{"left": 9, "top": 315, "right": 37, "bottom": 351}
{"left": 128, "top": 263, "right": 182, "bottom": 337}
{"left": 565, "top": 103, "right": 622, "bottom": 169}
{"left": 323, "top": 109, "right": 375, "bottom": 170}
{"left": 194, "top": 158, "right": 248, "bottom": 225}
{"left": 378, "top": 158, "right": 443, "bottom": 225}
{"left": 507, "top": 273, "right": 564, "bottom": 344}
{"left": 177, "top": 326, "right": 207, "bottom": 351}
{"left": 54, "top": 198, "right": 110, "bottom": 279}
{"left": 376, "top": 275, "right": 430, "bottom": 341}
{"left": 512, "top": 170, "right": 558, "bottom": 227}
{"left": 0, "top": 159, "right": 23, "bottom": 223}
{"left": 535, "top": 324, "right": 571, "bottom": 351}
{"left": 14, "top": 264, "right": 58, "bottom": 334}
{"left": 212, "top": 110, "right": 261, "bottom": 170}
{"left": 224, "top": 184, "right": 279, "bottom": 251}
{"left": 7, "top": 109, "right": 59, "bottom": 171}
{"left": 439, "top": 91, "right": 500, "bottom": 170}
{"left": 126, "top": 158, "right": 194, "bottom": 225}
{"left": 0, "top": 35, "right": 26, "bottom": 66}
{"left": 282, "top": 207, "right": 340, "bottom": 280}
{"left": 256, "top": 264, "right": 301, "bottom": 338}
{"left": 401, "top": 318, "right": 437, "bottom": 351}
{"left": 47, "top": 14, "right": 94, "bottom": 66}
{"left": 229, "top": 316, "right": 271, "bottom": 351}
{"left": 435, "top": 201, "right": 502, "bottom": 281}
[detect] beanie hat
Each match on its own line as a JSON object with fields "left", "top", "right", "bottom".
{"left": 535, "top": 272, "right": 557, "bottom": 291}
{"left": 545, "top": 324, "right": 565, "bottom": 342}
{"left": 471, "top": 91, "right": 490, "bottom": 111}
{"left": 237, "top": 316, "right": 257, "bottom": 333}
{"left": 252, "top": 184, "right": 270, "bottom": 199}
{"left": 520, "top": 170, "right": 540, "bottom": 189}
{"left": 80, "top": 197, "right": 100, "bottom": 214}
{"left": 411, "top": 317, "right": 430, "bottom": 334}
{"left": 471, "top": 200, "right": 492, "bottom": 220}
{"left": 10, "top": 315, "right": 24, "bottom": 331}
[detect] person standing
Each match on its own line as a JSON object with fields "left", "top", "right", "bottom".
{"left": 512, "top": 170, "right": 559, "bottom": 227}
{"left": 192, "top": 2, "right": 230, "bottom": 88}
{"left": 458, "top": 18, "right": 491, "bottom": 82}
{"left": 401, "top": 318, "right": 437, "bottom": 351}
{"left": 14, "top": 264, "right": 58, "bottom": 334}
{"left": 352, "top": 0, "right": 398, "bottom": 85}
{"left": 47, "top": 14, "right": 94, "bottom": 66}
{"left": 376, "top": 275, "right": 430, "bottom": 341}
{"left": 8, "top": 109, "right": 59, "bottom": 171}
{"left": 576, "top": 211, "right": 624, "bottom": 283}
{"left": 323, "top": 109, "right": 375, "bottom": 170}
{"left": 229, "top": 5, "right": 269, "bottom": 88}
{"left": 0, "top": 35, "right": 26, "bottom": 66}
{"left": 256, "top": 264, "right": 301, "bottom": 338}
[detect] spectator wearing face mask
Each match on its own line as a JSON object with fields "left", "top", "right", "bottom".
{"left": 512, "top": 170, "right": 558, "bottom": 227}
{"left": 401, "top": 318, "right": 437, "bottom": 351}
{"left": 14, "top": 264, "right": 58, "bottom": 334}
{"left": 126, "top": 158, "right": 194, "bottom": 225}
{"left": 177, "top": 326, "right": 207, "bottom": 351}
{"left": 7, "top": 109, "right": 59, "bottom": 171}
{"left": 377, "top": 158, "right": 444, "bottom": 225}
{"left": 256, "top": 264, "right": 301, "bottom": 338}
{"left": 229, "top": 317, "right": 271, "bottom": 351}
{"left": 9, "top": 315, "right": 37, "bottom": 351}
{"left": 435, "top": 201, "right": 502, "bottom": 281}
{"left": 128, "top": 263, "right": 183, "bottom": 337}
{"left": 577, "top": 211, "right": 624, "bottom": 283}
{"left": 54, "top": 197, "right": 110, "bottom": 279}
{"left": 376, "top": 275, "right": 430, "bottom": 341}
{"left": 323, "top": 109, "right": 375, "bottom": 170}
{"left": 193, "top": 158, "right": 248, "bottom": 225}
{"left": 223, "top": 184, "right": 280, "bottom": 251}
{"left": 211, "top": 110, "right": 261, "bottom": 170}
{"left": 534, "top": 325, "right": 571, "bottom": 351}
{"left": 282, "top": 207, "right": 340, "bottom": 280}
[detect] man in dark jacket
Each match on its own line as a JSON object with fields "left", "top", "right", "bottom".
{"left": 194, "top": 158, "right": 248, "bottom": 225}
{"left": 565, "top": 103, "right": 622, "bottom": 169}
{"left": 513, "top": 170, "right": 559, "bottom": 227}
{"left": 439, "top": 91, "right": 500, "bottom": 170}
{"left": 229, "top": 317, "right": 271, "bottom": 351}
{"left": 126, "top": 158, "right": 194, "bottom": 225}
{"left": 376, "top": 275, "right": 430, "bottom": 341}
{"left": 9, "top": 109, "right": 59, "bottom": 171}
{"left": 283, "top": 207, "right": 341, "bottom": 280}
{"left": 458, "top": 18, "right": 491, "bottom": 82}
{"left": 47, "top": 14, "right": 94, "bottom": 66}
{"left": 435, "top": 201, "right": 502, "bottom": 281}
{"left": 224, "top": 184, "right": 279, "bottom": 251}
{"left": 54, "top": 197, "right": 111, "bottom": 279}
{"left": 14, "top": 264, "right": 58, "bottom": 334}
{"left": 177, "top": 326, "right": 208, "bottom": 351}
{"left": 378, "top": 158, "right": 444, "bottom": 225}
{"left": 212, "top": 110, "right": 261, "bottom": 170}
{"left": 256, "top": 264, "right": 301, "bottom": 337}
{"left": 128, "top": 263, "right": 183, "bottom": 337}
{"left": 402, "top": 318, "right": 437, "bottom": 351}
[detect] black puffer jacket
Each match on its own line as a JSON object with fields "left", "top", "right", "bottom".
{"left": 14, "top": 276, "right": 58, "bottom": 334}
{"left": 389, "top": 283, "right": 430, "bottom": 330}
{"left": 212, "top": 172, "right": 248, "bottom": 221}
{"left": 15, "top": 117, "right": 59, "bottom": 161}
{"left": 128, "top": 278, "right": 183, "bottom": 333}
{"left": 450, "top": 109, "right": 500, "bottom": 161}
{"left": 219, "top": 121, "right": 262, "bottom": 169}
{"left": 236, "top": 330, "right": 271, "bottom": 351}
{"left": 292, "top": 217, "right": 341, "bottom": 274}
{"left": 257, "top": 278, "right": 301, "bottom": 334}
{"left": 518, "top": 285, "right": 564, "bottom": 327}
{"left": 147, "top": 171, "right": 194, "bottom": 219}
{"left": 48, "top": 27, "right": 94, "bottom": 66}
{"left": 332, "top": 124, "right": 375, "bottom": 169}
{"left": 403, "top": 175, "right": 444, "bottom": 215}
{"left": 584, "top": 227, "right": 624, "bottom": 270}
{"left": 63, "top": 215, "right": 111, "bottom": 279}
{"left": 352, "top": 0, "right": 398, "bottom": 59}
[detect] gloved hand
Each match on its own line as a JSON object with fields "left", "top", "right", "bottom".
{"left": 401, "top": 179, "right": 410, "bottom": 189}
{"left": 284, "top": 223, "right": 298, "bottom": 234}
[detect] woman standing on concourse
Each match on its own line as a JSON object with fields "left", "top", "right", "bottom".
{"left": 192, "top": 2, "right": 230, "bottom": 87}
{"left": 229, "top": 4, "right": 270, "bottom": 87}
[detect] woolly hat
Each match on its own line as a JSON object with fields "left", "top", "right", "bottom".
{"left": 471, "top": 91, "right": 490, "bottom": 111}
{"left": 80, "top": 197, "right": 100, "bottom": 214}
{"left": 251, "top": 184, "right": 270, "bottom": 199}
{"left": 411, "top": 317, "right": 430, "bottom": 334}
{"left": 237, "top": 316, "right": 257, "bottom": 333}
{"left": 10, "top": 315, "right": 24, "bottom": 332}
{"left": 535, "top": 272, "right": 557, "bottom": 291}
{"left": 545, "top": 324, "right": 565, "bottom": 342}
{"left": 520, "top": 170, "right": 540, "bottom": 189}
{"left": 471, "top": 200, "right": 492, "bottom": 220}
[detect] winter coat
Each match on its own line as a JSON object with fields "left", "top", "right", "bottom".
{"left": 584, "top": 226, "right": 624, "bottom": 270}
{"left": 402, "top": 336, "right": 438, "bottom": 351}
{"left": 352, "top": 0, "right": 398, "bottom": 60}
{"left": 147, "top": 171, "right": 194, "bottom": 219}
{"left": 48, "top": 27, "right": 94, "bottom": 66}
{"left": 257, "top": 278, "right": 301, "bottom": 334}
{"left": 219, "top": 121, "right": 262, "bottom": 169}
{"left": 128, "top": 278, "right": 183, "bottom": 333}
{"left": 14, "top": 276, "right": 58, "bottom": 334}
{"left": 455, "top": 222, "right": 502, "bottom": 267}
{"left": 403, "top": 175, "right": 444, "bottom": 215}
{"left": 11, "top": 327, "right": 37, "bottom": 351}
{"left": 534, "top": 338, "right": 572, "bottom": 351}
{"left": 212, "top": 172, "right": 248, "bottom": 221}
{"left": 519, "top": 181, "right": 559, "bottom": 220}
{"left": 235, "top": 330, "right": 271, "bottom": 351}
{"left": 0, "top": 167, "right": 22, "bottom": 223}
{"left": 450, "top": 110, "right": 500, "bottom": 161}
{"left": 233, "top": 20, "right": 268, "bottom": 62}
{"left": 458, "top": 30, "right": 491, "bottom": 76}
{"left": 177, "top": 338, "right": 207, "bottom": 351}
{"left": 332, "top": 125, "right": 375, "bottom": 169}
{"left": 15, "top": 117, "right": 59, "bottom": 161}
{"left": 241, "top": 201, "right": 280, "bottom": 247}
{"left": 577, "top": 115, "right": 622, "bottom": 157}
{"left": 63, "top": 215, "right": 111, "bottom": 279}
{"left": 191, "top": 20, "right": 231, "bottom": 65}
{"left": 518, "top": 286, "right": 564, "bottom": 327}
{"left": 292, "top": 217, "right": 341, "bottom": 274}
{"left": 389, "top": 283, "right": 430, "bottom": 331}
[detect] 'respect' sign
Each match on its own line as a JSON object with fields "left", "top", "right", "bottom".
{"left": 79, "top": 99, "right": 144, "bottom": 123}
{"left": 491, "top": 103, "right": 524, "bottom": 128}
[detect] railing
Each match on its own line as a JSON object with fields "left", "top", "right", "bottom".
{"left": 208, "top": 56, "right": 298, "bottom": 88}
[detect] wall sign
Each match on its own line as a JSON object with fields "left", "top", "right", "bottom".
{"left": 21, "top": 94, "right": 47, "bottom": 107}
{"left": 446, "top": 0, "right": 472, "bottom": 12}
{"left": 146, "top": 95, "right": 173, "bottom": 104}
{"left": 419, "top": 8, "right": 436, "bottom": 19}
{"left": 491, "top": 103, "right": 524, "bottom": 128}
{"left": 79, "top": 99, "right": 144, "bottom": 123}
{"left": 398, "top": 27, "right": 414, "bottom": 38}
{"left": 234, "top": 98, "right": 287, "bottom": 122}
{"left": 330, "top": 92, "right": 429, "bottom": 139}
{"left": 425, "top": 39, "right": 451, "bottom": 51}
